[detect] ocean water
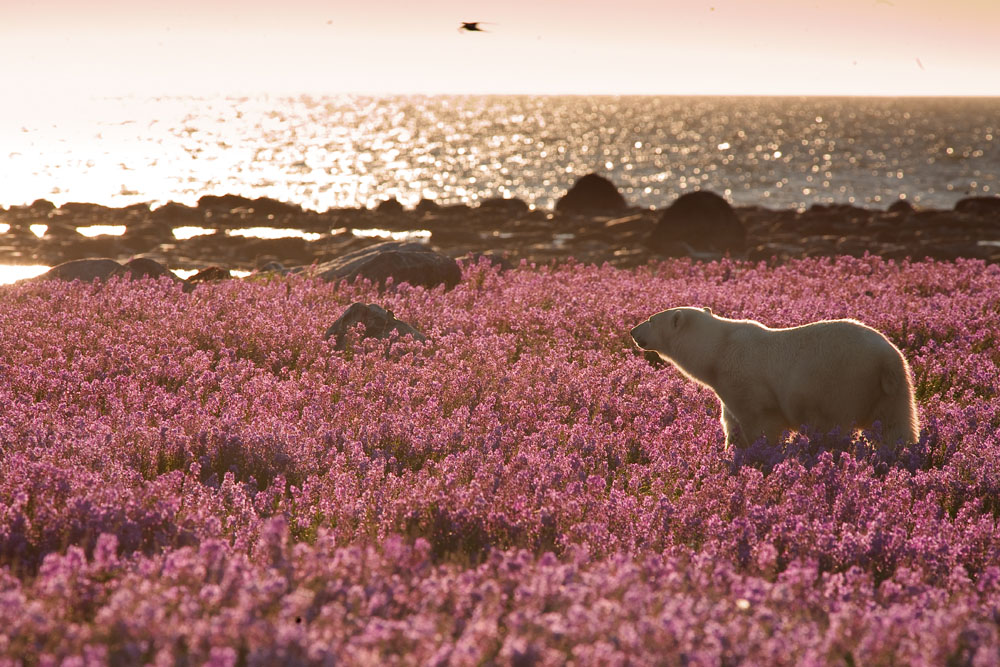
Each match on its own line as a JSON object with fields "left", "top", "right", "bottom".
{"left": 1, "top": 95, "right": 997, "bottom": 212}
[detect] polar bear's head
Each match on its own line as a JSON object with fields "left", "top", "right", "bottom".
{"left": 630, "top": 306, "right": 714, "bottom": 360}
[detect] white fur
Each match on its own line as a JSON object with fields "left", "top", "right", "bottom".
{"left": 630, "top": 307, "right": 919, "bottom": 448}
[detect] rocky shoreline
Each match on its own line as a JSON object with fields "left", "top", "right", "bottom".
{"left": 2, "top": 177, "right": 1000, "bottom": 277}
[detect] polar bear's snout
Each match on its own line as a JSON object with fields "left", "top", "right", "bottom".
{"left": 630, "top": 321, "right": 652, "bottom": 349}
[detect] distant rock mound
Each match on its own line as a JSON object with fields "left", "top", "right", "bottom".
{"left": 647, "top": 191, "right": 746, "bottom": 256}
{"left": 478, "top": 197, "right": 529, "bottom": 216}
{"left": 123, "top": 258, "right": 179, "bottom": 281}
{"left": 29, "top": 199, "right": 56, "bottom": 213}
{"left": 315, "top": 241, "right": 461, "bottom": 290}
{"left": 955, "top": 196, "right": 1000, "bottom": 218}
{"left": 197, "top": 194, "right": 301, "bottom": 217}
{"left": 375, "top": 198, "right": 405, "bottom": 215}
{"left": 887, "top": 199, "right": 915, "bottom": 215}
{"left": 151, "top": 201, "right": 202, "bottom": 223}
{"left": 324, "top": 303, "right": 426, "bottom": 350}
{"left": 33, "top": 258, "right": 124, "bottom": 282}
{"left": 415, "top": 199, "right": 440, "bottom": 215}
{"left": 556, "top": 174, "right": 627, "bottom": 214}
{"left": 182, "top": 266, "right": 233, "bottom": 292}
{"left": 33, "top": 257, "right": 186, "bottom": 284}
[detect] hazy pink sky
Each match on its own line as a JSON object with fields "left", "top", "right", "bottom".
{"left": 3, "top": 0, "right": 999, "bottom": 97}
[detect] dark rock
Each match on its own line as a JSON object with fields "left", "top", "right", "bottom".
{"left": 415, "top": 199, "right": 440, "bottom": 215}
{"left": 123, "top": 257, "right": 179, "bottom": 281}
{"left": 59, "top": 202, "right": 111, "bottom": 216}
{"left": 324, "top": 302, "right": 426, "bottom": 350}
{"left": 647, "top": 191, "right": 746, "bottom": 255}
{"left": 151, "top": 202, "right": 202, "bottom": 223}
{"left": 315, "top": 241, "right": 462, "bottom": 290}
{"left": 249, "top": 197, "right": 302, "bottom": 216}
{"left": 34, "top": 258, "right": 123, "bottom": 282}
{"left": 555, "top": 174, "right": 627, "bottom": 214}
{"left": 123, "top": 202, "right": 152, "bottom": 215}
{"left": 41, "top": 222, "right": 81, "bottom": 239}
{"left": 478, "top": 197, "right": 530, "bottom": 216}
{"left": 955, "top": 196, "right": 1000, "bottom": 218}
{"left": 189, "top": 266, "right": 231, "bottom": 281}
{"left": 182, "top": 266, "right": 232, "bottom": 293}
{"left": 258, "top": 261, "right": 291, "bottom": 275}
{"left": 29, "top": 199, "right": 56, "bottom": 213}
{"left": 887, "top": 199, "right": 915, "bottom": 215}
{"left": 376, "top": 198, "right": 405, "bottom": 215}
{"left": 197, "top": 194, "right": 255, "bottom": 212}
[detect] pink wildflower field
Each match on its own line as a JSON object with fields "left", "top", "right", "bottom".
{"left": 2, "top": 256, "right": 999, "bottom": 665}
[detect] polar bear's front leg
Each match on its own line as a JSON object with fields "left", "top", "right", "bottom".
{"left": 720, "top": 404, "right": 748, "bottom": 449}
{"left": 739, "top": 412, "right": 789, "bottom": 447}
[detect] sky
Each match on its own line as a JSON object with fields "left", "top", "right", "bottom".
{"left": 2, "top": 0, "right": 999, "bottom": 98}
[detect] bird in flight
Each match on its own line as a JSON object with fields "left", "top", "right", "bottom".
{"left": 459, "top": 21, "right": 491, "bottom": 33}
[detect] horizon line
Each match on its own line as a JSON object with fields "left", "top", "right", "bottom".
{"left": 35, "top": 89, "right": 1000, "bottom": 100}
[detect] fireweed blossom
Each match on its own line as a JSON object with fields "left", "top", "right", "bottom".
{"left": 0, "top": 256, "right": 999, "bottom": 664}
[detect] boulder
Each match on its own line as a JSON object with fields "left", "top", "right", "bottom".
{"left": 555, "top": 173, "right": 626, "bottom": 214}
{"left": 249, "top": 197, "right": 302, "bottom": 216}
{"left": 34, "top": 258, "right": 124, "bottom": 282}
{"left": 647, "top": 191, "right": 746, "bottom": 255}
{"left": 258, "top": 261, "right": 291, "bottom": 276}
{"left": 315, "top": 241, "right": 461, "bottom": 290}
{"left": 29, "top": 199, "right": 56, "bottom": 213}
{"left": 887, "top": 199, "right": 915, "bottom": 215}
{"left": 324, "top": 303, "right": 426, "bottom": 350}
{"left": 41, "top": 222, "right": 80, "bottom": 239}
{"left": 197, "top": 194, "right": 255, "bottom": 213}
{"left": 375, "top": 198, "right": 405, "bottom": 215}
{"left": 415, "top": 198, "right": 440, "bottom": 215}
{"left": 478, "top": 197, "right": 530, "bottom": 216}
{"left": 955, "top": 196, "right": 1000, "bottom": 218}
{"left": 195, "top": 195, "right": 301, "bottom": 217}
{"left": 182, "top": 266, "right": 233, "bottom": 292}
{"left": 151, "top": 202, "right": 202, "bottom": 223}
{"left": 58, "top": 202, "right": 112, "bottom": 216}
{"left": 123, "top": 258, "right": 179, "bottom": 281}
{"left": 123, "top": 202, "right": 152, "bottom": 216}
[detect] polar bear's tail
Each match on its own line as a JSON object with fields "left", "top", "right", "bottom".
{"left": 876, "top": 355, "right": 920, "bottom": 445}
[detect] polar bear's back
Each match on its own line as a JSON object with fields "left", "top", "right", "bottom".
{"left": 772, "top": 318, "right": 899, "bottom": 360}
{"left": 765, "top": 319, "right": 914, "bottom": 438}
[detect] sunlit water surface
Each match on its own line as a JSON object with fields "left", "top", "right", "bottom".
{"left": 0, "top": 265, "right": 50, "bottom": 284}
{"left": 1, "top": 95, "right": 996, "bottom": 212}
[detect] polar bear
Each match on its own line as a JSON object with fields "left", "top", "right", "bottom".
{"left": 630, "top": 307, "right": 919, "bottom": 448}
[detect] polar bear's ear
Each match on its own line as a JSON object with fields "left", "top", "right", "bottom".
{"left": 703, "top": 307, "right": 713, "bottom": 314}
{"left": 671, "top": 310, "right": 682, "bottom": 329}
